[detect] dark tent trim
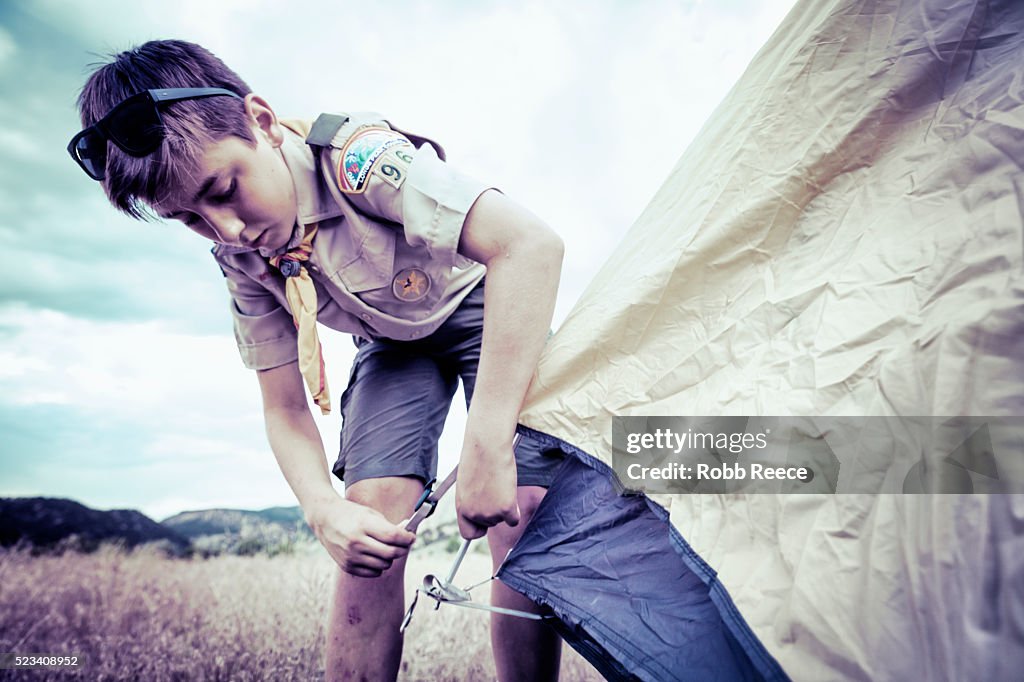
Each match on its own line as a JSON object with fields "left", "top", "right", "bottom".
{"left": 496, "top": 424, "right": 790, "bottom": 682}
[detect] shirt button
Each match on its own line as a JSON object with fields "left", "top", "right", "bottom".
{"left": 308, "top": 265, "right": 319, "bottom": 274}
{"left": 361, "top": 313, "right": 372, "bottom": 321}
{"left": 410, "top": 331, "right": 421, "bottom": 339}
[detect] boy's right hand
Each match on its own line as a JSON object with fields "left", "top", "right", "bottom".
{"left": 305, "top": 496, "right": 416, "bottom": 578}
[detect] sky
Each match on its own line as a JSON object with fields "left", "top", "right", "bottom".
{"left": 0, "top": 0, "right": 797, "bottom": 520}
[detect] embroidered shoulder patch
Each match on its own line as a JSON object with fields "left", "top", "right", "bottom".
{"left": 337, "top": 127, "right": 410, "bottom": 194}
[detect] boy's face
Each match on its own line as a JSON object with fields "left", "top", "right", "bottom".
{"left": 155, "top": 96, "right": 297, "bottom": 253}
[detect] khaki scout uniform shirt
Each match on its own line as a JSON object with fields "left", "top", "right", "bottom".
{"left": 213, "top": 113, "right": 488, "bottom": 370}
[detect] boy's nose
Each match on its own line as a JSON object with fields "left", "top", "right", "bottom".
{"left": 206, "top": 209, "right": 246, "bottom": 245}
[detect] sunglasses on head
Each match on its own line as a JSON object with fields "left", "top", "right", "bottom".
{"left": 67, "top": 87, "right": 243, "bottom": 181}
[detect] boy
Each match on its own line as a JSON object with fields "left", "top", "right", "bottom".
{"left": 69, "top": 40, "right": 564, "bottom": 681}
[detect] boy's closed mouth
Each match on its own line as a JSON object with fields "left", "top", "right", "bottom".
{"left": 248, "top": 229, "right": 268, "bottom": 249}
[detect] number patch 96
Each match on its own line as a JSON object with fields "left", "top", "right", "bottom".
{"left": 373, "top": 146, "right": 416, "bottom": 190}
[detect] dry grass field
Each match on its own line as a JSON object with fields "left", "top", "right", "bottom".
{"left": 0, "top": 543, "right": 602, "bottom": 681}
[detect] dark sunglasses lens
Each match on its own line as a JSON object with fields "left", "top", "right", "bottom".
{"left": 74, "top": 132, "right": 107, "bottom": 180}
{"left": 105, "top": 98, "right": 162, "bottom": 155}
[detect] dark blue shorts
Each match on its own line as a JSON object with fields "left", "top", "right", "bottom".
{"left": 332, "top": 280, "right": 562, "bottom": 488}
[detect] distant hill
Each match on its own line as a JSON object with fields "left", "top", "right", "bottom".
{"left": 0, "top": 497, "right": 191, "bottom": 555}
{"left": 161, "top": 507, "right": 315, "bottom": 556}
{"left": 0, "top": 496, "right": 464, "bottom": 558}
{"left": 161, "top": 506, "right": 307, "bottom": 537}
{"left": 161, "top": 499, "right": 465, "bottom": 551}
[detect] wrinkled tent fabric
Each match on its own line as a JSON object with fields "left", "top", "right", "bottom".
{"left": 501, "top": 0, "right": 1024, "bottom": 680}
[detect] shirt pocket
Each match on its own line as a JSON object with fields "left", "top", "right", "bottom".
{"left": 323, "top": 219, "right": 397, "bottom": 293}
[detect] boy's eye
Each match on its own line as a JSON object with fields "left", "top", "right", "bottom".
{"left": 211, "top": 179, "right": 237, "bottom": 203}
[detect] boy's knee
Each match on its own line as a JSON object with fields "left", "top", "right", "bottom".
{"left": 344, "top": 476, "right": 424, "bottom": 524}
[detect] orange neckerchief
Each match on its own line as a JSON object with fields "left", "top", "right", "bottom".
{"left": 270, "top": 223, "right": 331, "bottom": 415}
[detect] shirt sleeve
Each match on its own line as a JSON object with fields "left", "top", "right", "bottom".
{"left": 325, "top": 123, "right": 493, "bottom": 268}
{"left": 217, "top": 256, "right": 298, "bottom": 371}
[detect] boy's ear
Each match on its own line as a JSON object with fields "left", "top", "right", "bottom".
{"left": 244, "top": 94, "right": 284, "bottom": 147}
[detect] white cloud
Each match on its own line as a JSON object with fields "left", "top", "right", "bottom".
{"left": 0, "top": 306, "right": 242, "bottom": 411}
{"left": 0, "top": 26, "right": 14, "bottom": 66}
{"left": 0, "top": 128, "right": 36, "bottom": 160}
{"left": 0, "top": 305, "right": 353, "bottom": 515}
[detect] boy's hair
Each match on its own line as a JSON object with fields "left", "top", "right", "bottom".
{"left": 77, "top": 40, "right": 254, "bottom": 219}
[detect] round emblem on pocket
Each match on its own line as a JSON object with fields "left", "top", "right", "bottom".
{"left": 392, "top": 268, "right": 431, "bottom": 302}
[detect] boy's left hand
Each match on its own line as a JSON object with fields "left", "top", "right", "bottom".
{"left": 455, "top": 441, "right": 520, "bottom": 539}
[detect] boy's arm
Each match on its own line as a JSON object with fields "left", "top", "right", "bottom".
{"left": 455, "top": 189, "right": 564, "bottom": 539}
{"left": 257, "top": 361, "right": 415, "bottom": 576}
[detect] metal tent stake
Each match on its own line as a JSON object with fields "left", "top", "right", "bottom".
{"left": 400, "top": 536, "right": 544, "bottom": 633}
{"left": 400, "top": 434, "right": 545, "bottom": 633}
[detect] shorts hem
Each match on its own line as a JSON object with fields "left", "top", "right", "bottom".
{"left": 337, "top": 466, "right": 434, "bottom": 489}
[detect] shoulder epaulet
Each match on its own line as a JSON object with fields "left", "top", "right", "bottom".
{"left": 305, "top": 113, "right": 350, "bottom": 150}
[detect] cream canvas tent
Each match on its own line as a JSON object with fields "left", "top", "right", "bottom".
{"left": 497, "top": 0, "right": 1024, "bottom": 679}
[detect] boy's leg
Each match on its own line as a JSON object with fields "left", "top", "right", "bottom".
{"left": 440, "top": 282, "right": 563, "bottom": 679}
{"left": 325, "top": 338, "right": 457, "bottom": 682}
{"left": 324, "top": 475, "right": 424, "bottom": 682}
{"left": 487, "top": 485, "right": 562, "bottom": 682}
